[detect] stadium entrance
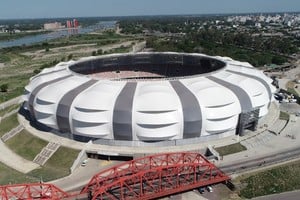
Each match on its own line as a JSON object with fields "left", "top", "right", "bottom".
{"left": 236, "top": 109, "right": 260, "bottom": 136}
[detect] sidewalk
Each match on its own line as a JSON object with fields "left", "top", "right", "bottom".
{"left": 17, "top": 102, "right": 280, "bottom": 155}
{"left": 253, "top": 189, "right": 300, "bottom": 200}
{"left": 0, "top": 96, "right": 21, "bottom": 110}
{"left": 19, "top": 112, "right": 240, "bottom": 155}
{"left": 49, "top": 159, "right": 118, "bottom": 191}
{"left": 0, "top": 139, "right": 39, "bottom": 173}
{"left": 218, "top": 113, "right": 300, "bottom": 169}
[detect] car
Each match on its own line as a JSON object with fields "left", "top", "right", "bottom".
{"left": 81, "top": 159, "right": 88, "bottom": 167}
{"left": 198, "top": 187, "right": 205, "bottom": 194}
{"left": 207, "top": 186, "right": 213, "bottom": 193}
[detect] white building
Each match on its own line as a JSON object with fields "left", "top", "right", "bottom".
{"left": 44, "top": 22, "right": 64, "bottom": 30}
{"left": 23, "top": 52, "right": 275, "bottom": 146}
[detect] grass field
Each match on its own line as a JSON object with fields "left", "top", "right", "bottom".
{"left": 0, "top": 145, "right": 80, "bottom": 184}
{"left": 0, "top": 128, "right": 80, "bottom": 183}
{"left": 0, "top": 73, "right": 32, "bottom": 103}
{"left": 238, "top": 160, "right": 300, "bottom": 198}
{"left": 28, "top": 146, "right": 80, "bottom": 181}
{"left": 215, "top": 143, "right": 247, "bottom": 156}
{"left": 5, "top": 129, "right": 48, "bottom": 161}
{"left": 0, "top": 113, "right": 19, "bottom": 137}
{"left": 279, "top": 111, "right": 290, "bottom": 121}
{"left": 0, "top": 31, "right": 136, "bottom": 104}
{"left": 0, "top": 162, "right": 39, "bottom": 185}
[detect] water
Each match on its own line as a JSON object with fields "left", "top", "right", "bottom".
{"left": 0, "top": 21, "right": 116, "bottom": 49}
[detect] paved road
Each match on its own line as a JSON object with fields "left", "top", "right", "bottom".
{"left": 253, "top": 190, "right": 300, "bottom": 200}
{"left": 50, "top": 159, "right": 119, "bottom": 192}
{"left": 219, "top": 146, "right": 300, "bottom": 175}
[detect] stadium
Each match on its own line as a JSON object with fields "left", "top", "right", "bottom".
{"left": 23, "top": 52, "right": 275, "bottom": 146}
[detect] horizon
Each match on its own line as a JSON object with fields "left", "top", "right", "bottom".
{"left": 0, "top": 0, "right": 300, "bottom": 20}
{"left": 0, "top": 11, "right": 300, "bottom": 21}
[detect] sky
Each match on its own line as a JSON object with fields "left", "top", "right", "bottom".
{"left": 0, "top": 0, "right": 299, "bottom": 19}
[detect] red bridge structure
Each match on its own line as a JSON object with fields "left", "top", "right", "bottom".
{"left": 81, "top": 152, "right": 230, "bottom": 200}
{"left": 0, "top": 152, "right": 230, "bottom": 200}
{"left": 0, "top": 183, "right": 69, "bottom": 200}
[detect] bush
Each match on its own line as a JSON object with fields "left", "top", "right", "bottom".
{"left": 272, "top": 56, "right": 287, "bottom": 65}
{"left": 61, "top": 56, "right": 66, "bottom": 62}
{"left": 33, "top": 69, "right": 41, "bottom": 74}
{"left": 67, "top": 54, "right": 73, "bottom": 60}
{"left": 0, "top": 84, "right": 8, "bottom": 92}
{"left": 97, "top": 49, "right": 103, "bottom": 55}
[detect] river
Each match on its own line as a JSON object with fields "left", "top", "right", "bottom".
{"left": 0, "top": 21, "right": 116, "bottom": 49}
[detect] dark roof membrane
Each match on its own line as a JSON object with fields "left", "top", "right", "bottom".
{"left": 69, "top": 53, "right": 226, "bottom": 80}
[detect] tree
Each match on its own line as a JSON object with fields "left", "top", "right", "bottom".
{"left": 272, "top": 56, "right": 286, "bottom": 65}
{"left": 33, "top": 69, "right": 41, "bottom": 74}
{"left": 67, "top": 54, "right": 73, "bottom": 60}
{"left": 97, "top": 49, "right": 103, "bottom": 55}
{"left": 0, "top": 84, "right": 8, "bottom": 92}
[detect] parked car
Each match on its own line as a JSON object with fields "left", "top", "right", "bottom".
{"left": 81, "top": 159, "right": 88, "bottom": 167}
{"left": 198, "top": 187, "right": 205, "bottom": 194}
{"left": 207, "top": 186, "right": 213, "bottom": 192}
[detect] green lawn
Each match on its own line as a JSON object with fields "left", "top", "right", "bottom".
{"left": 215, "top": 143, "right": 247, "bottom": 156}
{"left": 0, "top": 74, "right": 32, "bottom": 103}
{"left": 5, "top": 129, "right": 48, "bottom": 161}
{"left": 279, "top": 111, "right": 290, "bottom": 121}
{"left": 0, "top": 145, "right": 80, "bottom": 184}
{"left": 0, "top": 162, "right": 39, "bottom": 185}
{"left": 0, "top": 53, "right": 11, "bottom": 63}
{"left": 0, "top": 112, "right": 19, "bottom": 137}
{"left": 28, "top": 146, "right": 80, "bottom": 181}
{"left": 239, "top": 160, "right": 300, "bottom": 198}
{"left": 0, "top": 104, "right": 20, "bottom": 117}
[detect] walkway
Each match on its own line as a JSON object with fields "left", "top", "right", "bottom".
{"left": 1, "top": 124, "right": 23, "bottom": 142}
{"left": 18, "top": 112, "right": 238, "bottom": 155}
{"left": 267, "top": 119, "right": 287, "bottom": 135}
{"left": 0, "top": 98, "right": 40, "bottom": 173}
{"left": 17, "top": 102, "right": 279, "bottom": 156}
{"left": 50, "top": 159, "right": 119, "bottom": 192}
{"left": 33, "top": 142, "right": 60, "bottom": 166}
{"left": 218, "top": 114, "right": 300, "bottom": 174}
{"left": 0, "top": 96, "right": 21, "bottom": 110}
{"left": 241, "top": 131, "right": 274, "bottom": 149}
{"left": 0, "top": 139, "right": 39, "bottom": 173}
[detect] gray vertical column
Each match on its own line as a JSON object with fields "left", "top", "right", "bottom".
{"left": 28, "top": 75, "right": 73, "bottom": 119}
{"left": 113, "top": 82, "right": 137, "bottom": 140}
{"left": 226, "top": 70, "right": 273, "bottom": 101}
{"left": 207, "top": 76, "right": 253, "bottom": 112}
{"left": 208, "top": 76, "right": 253, "bottom": 136}
{"left": 170, "top": 80, "right": 202, "bottom": 138}
{"left": 56, "top": 79, "right": 98, "bottom": 133}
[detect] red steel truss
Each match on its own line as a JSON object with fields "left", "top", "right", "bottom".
{"left": 81, "top": 152, "right": 230, "bottom": 200}
{"left": 0, "top": 183, "right": 69, "bottom": 200}
{"left": 0, "top": 152, "right": 229, "bottom": 200}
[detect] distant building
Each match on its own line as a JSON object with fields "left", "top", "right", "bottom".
{"left": 44, "top": 22, "right": 64, "bottom": 30}
{"left": 255, "top": 22, "right": 262, "bottom": 28}
{"left": 66, "top": 19, "right": 79, "bottom": 29}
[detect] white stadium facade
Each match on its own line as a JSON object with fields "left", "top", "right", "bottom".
{"left": 23, "top": 52, "right": 275, "bottom": 146}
